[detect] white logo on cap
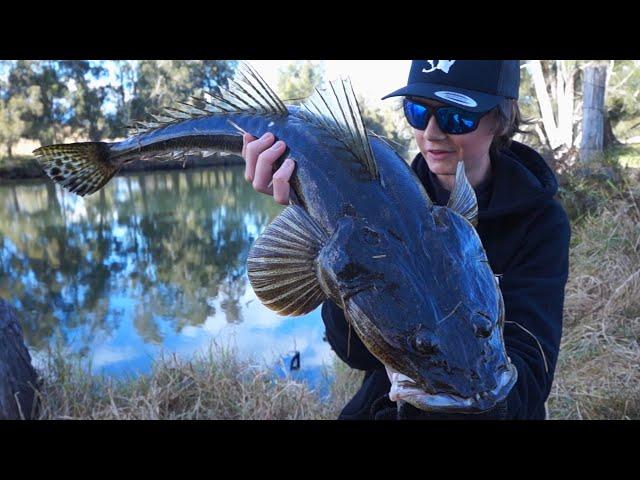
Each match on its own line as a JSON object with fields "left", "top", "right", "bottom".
{"left": 422, "top": 60, "right": 456, "bottom": 74}
{"left": 434, "top": 91, "right": 478, "bottom": 108}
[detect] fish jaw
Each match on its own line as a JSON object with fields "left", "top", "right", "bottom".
{"left": 386, "top": 364, "right": 518, "bottom": 414}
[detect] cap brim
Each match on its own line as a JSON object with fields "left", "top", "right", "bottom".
{"left": 381, "top": 83, "right": 502, "bottom": 113}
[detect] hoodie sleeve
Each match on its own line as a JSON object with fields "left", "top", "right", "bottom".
{"left": 499, "top": 201, "right": 571, "bottom": 419}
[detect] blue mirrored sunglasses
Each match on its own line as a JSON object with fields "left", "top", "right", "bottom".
{"left": 403, "top": 98, "right": 489, "bottom": 135}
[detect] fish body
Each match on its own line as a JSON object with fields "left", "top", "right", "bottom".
{"left": 34, "top": 63, "right": 517, "bottom": 413}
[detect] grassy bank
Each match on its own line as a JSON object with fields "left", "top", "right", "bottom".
{"left": 548, "top": 164, "right": 640, "bottom": 419}
{"left": 35, "top": 343, "right": 364, "bottom": 420}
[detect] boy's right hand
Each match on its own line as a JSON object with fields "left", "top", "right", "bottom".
{"left": 242, "top": 132, "right": 296, "bottom": 206}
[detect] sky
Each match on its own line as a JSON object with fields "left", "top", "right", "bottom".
{"left": 249, "top": 60, "right": 411, "bottom": 106}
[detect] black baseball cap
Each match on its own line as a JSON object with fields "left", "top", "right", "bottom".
{"left": 382, "top": 60, "right": 521, "bottom": 112}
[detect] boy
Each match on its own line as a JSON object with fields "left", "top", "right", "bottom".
{"left": 242, "top": 60, "right": 570, "bottom": 420}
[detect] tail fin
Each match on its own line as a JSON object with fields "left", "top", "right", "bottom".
{"left": 33, "top": 142, "right": 118, "bottom": 197}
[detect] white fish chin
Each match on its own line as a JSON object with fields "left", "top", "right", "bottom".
{"left": 385, "top": 365, "right": 517, "bottom": 413}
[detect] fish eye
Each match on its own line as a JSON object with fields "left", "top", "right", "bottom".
{"left": 473, "top": 313, "right": 494, "bottom": 338}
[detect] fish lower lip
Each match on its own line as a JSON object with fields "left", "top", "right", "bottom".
{"left": 386, "top": 365, "right": 518, "bottom": 413}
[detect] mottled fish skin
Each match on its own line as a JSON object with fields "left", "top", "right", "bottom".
{"left": 33, "top": 62, "right": 517, "bottom": 413}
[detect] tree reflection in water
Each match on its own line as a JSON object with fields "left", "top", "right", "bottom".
{"left": 0, "top": 166, "right": 283, "bottom": 356}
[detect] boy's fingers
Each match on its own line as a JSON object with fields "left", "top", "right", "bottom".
{"left": 272, "top": 158, "right": 296, "bottom": 205}
{"left": 244, "top": 132, "right": 272, "bottom": 183}
{"left": 241, "top": 133, "right": 256, "bottom": 159}
{"left": 253, "top": 140, "right": 285, "bottom": 194}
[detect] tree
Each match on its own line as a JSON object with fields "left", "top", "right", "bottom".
{"left": 603, "top": 60, "right": 640, "bottom": 143}
{"left": 7, "top": 61, "right": 68, "bottom": 146}
{"left": 524, "top": 60, "right": 580, "bottom": 158}
{"left": 521, "top": 60, "right": 640, "bottom": 163}
{"left": 0, "top": 70, "right": 42, "bottom": 157}
{"left": 580, "top": 64, "right": 608, "bottom": 163}
{"left": 0, "top": 89, "right": 32, "bottom": 158}
{"left": 103, "top": 60, "right": 137, "bottom": 138}
{"left": 58, "top": 61, "right": 110, "bottom": 141}
{"left": 128, "top": 60, "right": 238, "bottom": 125}
{"left": 358, "top": 95, "right": 413, "bottom": 159}
{"left": 276, "top": 61, "right": 324, "bottom": 102}
{"left": 192, "top": 60, "right": 237, "bottom": 93}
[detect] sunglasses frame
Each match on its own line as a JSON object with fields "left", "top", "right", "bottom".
{"left": 403, "top": 98, "right": 491, "bottom": 135}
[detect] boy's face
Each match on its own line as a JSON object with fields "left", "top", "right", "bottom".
{"left": 410, "top": 98, "right": 497, "bottom": 181}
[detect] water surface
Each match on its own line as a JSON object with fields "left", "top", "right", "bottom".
{"left": 0, "top": 167, "right": 336, "bottom": 390}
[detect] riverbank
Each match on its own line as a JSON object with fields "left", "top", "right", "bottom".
{"left": 34, "top": 342, "right": 364, "bottom": 420}
{"left": 0, "top": 154, "right": 244, "bottom": 181}
{"left": 548, "top": 161, "right": 640, "bottom": 419}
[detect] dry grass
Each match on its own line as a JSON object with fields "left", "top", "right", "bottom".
{"left": 35, "top": 342, "right": 364, "bottom": 420}
{"left": 549, "top": 168, "right": 640, "bottom": 419}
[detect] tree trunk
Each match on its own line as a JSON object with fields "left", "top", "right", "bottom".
{"left": 603, "top": 112, "right": 620, "bottom": 149}
{"left": 529, "top": 60, "right": 562, "bottom": 150}
{"left": 580, "top": 65, "right": 608, "bottom": 163}
{"left": 0, "top": 299, "right": 39, "bottom": 419}
{"left": 556, "top": 61, "right": 577, "bottom": 148}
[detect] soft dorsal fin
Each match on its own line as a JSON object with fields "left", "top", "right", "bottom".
{"left": 297, "top": 78, "right": 379, "bottom": 181}
{"left": 447, "top": 161, "right": 478, "bottom": 226}
{"left": 131, "top": 62, "right": 288, "bottom": 135}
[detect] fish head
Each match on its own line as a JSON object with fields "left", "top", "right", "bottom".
{"left": 317, "top": 210, "right": 517, "bottom": 414}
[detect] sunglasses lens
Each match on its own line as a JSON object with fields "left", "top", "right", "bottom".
{"left": 404, "top": 100, "right": 484, "bottom": 134}
{"left": 437, "top": 108, "right": 481, "bottom": 134}
{"left": 403, "top": 100, "right": 428, "bottom": 129}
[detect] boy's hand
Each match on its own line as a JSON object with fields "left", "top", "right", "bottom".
{"left": 242, "top": 132, "right": 296, "bottom": 206}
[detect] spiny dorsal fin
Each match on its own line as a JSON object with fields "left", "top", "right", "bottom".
{"left": 129, "top": 62, "right": 288, "bottom": 136}
{"left": 297, "top": 78, "right": 379, "bottom": 181}
{"left": 447, "top": 161, "right": 478, "bottom": 227}
{"left": 247, "top": 206, "right": 328, "bottom": 317}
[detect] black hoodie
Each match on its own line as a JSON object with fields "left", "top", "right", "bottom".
{"left": 321, "top": 141, "right": 571, "bottom": 420}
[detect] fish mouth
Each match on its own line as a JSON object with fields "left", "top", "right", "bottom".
{"left": 386, "top": 364, "right": 518, "bottom": 414}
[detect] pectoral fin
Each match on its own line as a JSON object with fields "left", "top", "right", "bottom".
{"left": 247, "top": 206, "right": 328, "bottom": 316}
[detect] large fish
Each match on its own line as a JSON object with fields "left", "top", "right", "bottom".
{"left": 34, "top": 62, "right": 517, "bottom": 413}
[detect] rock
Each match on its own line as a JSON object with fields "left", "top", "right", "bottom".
{"left": 0, "top": 300, "right": 39, "bottom": 420}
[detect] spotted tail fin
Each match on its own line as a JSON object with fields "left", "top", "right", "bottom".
{"left": 33, "top": 142, "right": 119, "bottom": 197}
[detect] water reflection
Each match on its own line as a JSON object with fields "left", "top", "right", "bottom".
{"left": 0, "top": 167, "right": 333, "bottom": 387}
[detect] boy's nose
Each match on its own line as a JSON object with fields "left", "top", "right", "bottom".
{"left": 425, "top": 115, "right": 446, "bottom": 141}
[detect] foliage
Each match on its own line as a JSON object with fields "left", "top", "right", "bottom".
{"left": 556, "top": 145, "right": 639, "bottom": 222}
{"left": 276, "top": 60, "right": 325, "bottom": 102}
{"left": 0, "top": 60, "right": 237, "bottom": 154}
{"left": 358, "top": 96, "right": 414, "bottom": 159}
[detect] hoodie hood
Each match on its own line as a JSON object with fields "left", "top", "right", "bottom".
{"left": 412, "top": 141, "right": 558, "bottom": 220}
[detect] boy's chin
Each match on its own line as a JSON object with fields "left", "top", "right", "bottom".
{"left": 424, "top": 157, "right": 458, "bottom": 176}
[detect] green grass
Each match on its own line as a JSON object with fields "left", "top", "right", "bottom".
{"left": 605, "top": 144, "right": 640, "bottom": 168}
